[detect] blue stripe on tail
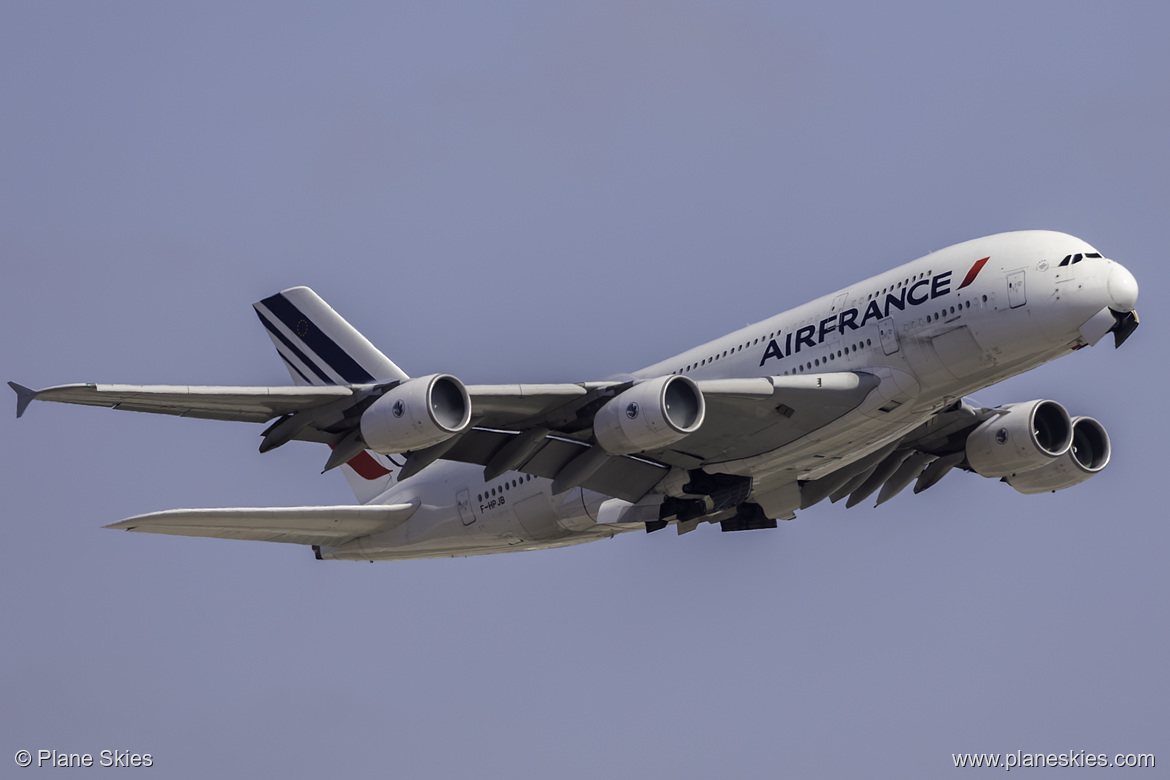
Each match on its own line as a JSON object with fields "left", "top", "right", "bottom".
{"left": 257, "top": 292, "right": 376, "bottom": 384}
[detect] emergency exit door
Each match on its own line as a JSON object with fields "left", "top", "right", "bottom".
{"left": 456, "top": 488, "right": 475, "bottom": 525}
{"left": 878, "top": 317, "right": 900, "bottom": 355}
{"left": 1007, "top": 270, "right": 1026, "bottom": 308}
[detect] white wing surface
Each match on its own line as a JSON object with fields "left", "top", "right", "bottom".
{"left": 104, "top": 504, "right": 418, "bottom": 546}
{"left": 10, "top": 382, "right": 354, "bottom": 422}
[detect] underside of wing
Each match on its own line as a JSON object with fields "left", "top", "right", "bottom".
{"left": 648, "top": 372, "right": 881, "bottom": 468}
{"left": 426, "top": 373, "right": 879, "bottom": 502}
{"left": 442, "top": 429, "right": 669, "bottom": 503}
{"left": 793, "top": 400, "right": 994, "bottom": 510}
{"left": 104, "top": 503, "right": 417, "bottom": 546}
{"left": 12, "top": 371, "right": 885, "bottom": 507}
{"left": 466, "top": 383, "right": 612, "bottom": 427}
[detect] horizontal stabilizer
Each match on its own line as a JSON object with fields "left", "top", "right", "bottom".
{"left": 104, "top": 503, "right": 418, "bottom": 546}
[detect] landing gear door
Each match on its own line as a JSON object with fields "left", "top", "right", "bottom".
{"left": 1007, "top": 270, "right": 1027, "bottom": 308}
{"left": 878, "top": 317, "right": 900, "bottom": 355}
{"left": 456, "top": 488, "right": 476, "bottom": 526}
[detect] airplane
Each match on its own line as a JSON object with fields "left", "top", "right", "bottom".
{"left": 10, "top": 230, "right": 1140, "bottom": 562}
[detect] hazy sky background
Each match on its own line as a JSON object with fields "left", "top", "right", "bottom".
{"left": 3, "top": 2, "right": 1166, "bottom": 776}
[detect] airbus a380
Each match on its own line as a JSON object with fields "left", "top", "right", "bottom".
{"left": 11, "top": 230, "right": 1140, "bottom": 561}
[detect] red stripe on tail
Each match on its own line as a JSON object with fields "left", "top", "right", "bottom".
{"left": 346, "top": 451, "right": 393, "bottom": 479}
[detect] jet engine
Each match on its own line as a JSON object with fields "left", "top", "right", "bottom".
{"left": 360, "top": 374, "right": 471, "bottom": 453}
{"left": 593, "top": 375, "right": 705, "bottom": 456}
{"left": 965, "top": 399, "right": 1072, "bottom": 478}
{"left": 1005, "top": 416, "right": 1111, "bottom": 494}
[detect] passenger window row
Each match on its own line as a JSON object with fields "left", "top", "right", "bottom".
{"left": 478, "top": 473, "right": 534, "bottom": 503}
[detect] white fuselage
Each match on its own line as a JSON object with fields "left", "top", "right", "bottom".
{"left": 320, "top": 231, "right": 1138, "bottom": 561}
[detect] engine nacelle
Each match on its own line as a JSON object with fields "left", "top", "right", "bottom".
{"left": 360, "top": 374, "right": 471, "bottom": 453}
{"left": 965, "top": 399, "right": 1073, "bottom": 478}
{"left": 593, "top": 375, "right": 705, "bottom": 456}
{"left": 1005, "top": 416, "right": 1111, "bottom": 494}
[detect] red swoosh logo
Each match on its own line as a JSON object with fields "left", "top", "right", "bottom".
{"left": 957, "top": 257, "right": 989, "bottom": 290}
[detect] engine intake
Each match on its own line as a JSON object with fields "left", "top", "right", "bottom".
{"left": 360, "top": 374, "right": 471, "bottom": 454}
{"left": 1006, "top": 416, "right": 1111, "bottom": 494}
{"left": 965, "top": 399, "right": 1072, "bottom": 478}
{"left": 593, "top": 375, "right": 705, "bottom": 456}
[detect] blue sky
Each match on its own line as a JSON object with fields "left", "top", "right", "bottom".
{"left": 3, "top": 3, "right": 1166, "bottom": 776}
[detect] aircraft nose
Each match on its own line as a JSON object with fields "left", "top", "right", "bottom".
{"left": 1107, "top": 262, "right": 1139, "bottom": 312}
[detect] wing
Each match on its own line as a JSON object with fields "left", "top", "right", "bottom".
{"left": 104, "top": 503, "right": 418, "bottom": 546}
{"left": 11, "top": 372, "right": 884, "bottom": 503}
{"left": 793, "top": 400, "right": 999, "bottom": 510}
{"left": 653, "top": 373, "right": 880, "bottom": 469}
{"left": 8, "top": 380, "right": 614, "bottom": 428}
{"left": 9, "top": 382, "right": 355, "bottom": 422}
{"left": 427, "top": 372, "right": 880, "bottom": 501}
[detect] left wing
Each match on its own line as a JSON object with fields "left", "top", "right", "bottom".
{"left": 10, "top": 372, "right": 885, "bottom": 503}
{"left": 9, "top": 381, "right": 355, "bottom": 422}
{"left": 8, "top": 380, "right": 611, "bottom": 428}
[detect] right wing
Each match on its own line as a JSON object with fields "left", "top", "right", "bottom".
{"left": 104, "top": 503, "right": 418, "bottom": 546}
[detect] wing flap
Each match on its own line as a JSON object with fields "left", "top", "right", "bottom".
{"left": 16, "top": 383, "right": 356, "bottom": 423}
{"left": 104, "top": 503, "right": 417, "bottom": 546}
{"left": 466, "top": 382, "right": 618, "bottom": 427}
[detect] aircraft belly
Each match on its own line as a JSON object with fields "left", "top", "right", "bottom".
{"left": 512, "top": 492, "right": 561, "bottom": 538}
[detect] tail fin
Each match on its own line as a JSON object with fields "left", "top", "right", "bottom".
{"left": 253, "top": 287, "right": 408, "bottom": 503}
{"left": 253, "top": 286, "right": 408, "bottom": 387}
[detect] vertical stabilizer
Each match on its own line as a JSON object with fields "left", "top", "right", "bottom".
{"left": 337, "top": 450, "right": 404, "bottom": 503}
{"left": 253, "top": 286, "right": 408, "bottom": 386}
{"left": 253, "top": 286, "right": 409, "bottom": 503}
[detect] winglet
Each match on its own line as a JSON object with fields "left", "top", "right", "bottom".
{"left": 8, "top": 382, "right": 37, "bottom": 418}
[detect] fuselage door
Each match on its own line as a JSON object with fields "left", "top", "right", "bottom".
{"left": 456, "top": 488, "right": 476, "bottom": 526}
{"left": 827, "top": 292, "right": 849, "bottom": 350}
{"left": 878, "top": 317, "right": 900, "bottom": 355}
{"left": 1007, "top": 270, "right": 1027, "bottom": 308}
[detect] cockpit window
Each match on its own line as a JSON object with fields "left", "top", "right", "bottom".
{"left": 1059, "top": 252, "right": 1102, "bottom": 267}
